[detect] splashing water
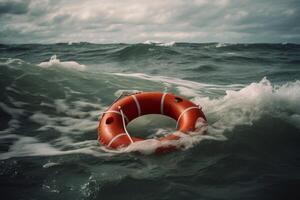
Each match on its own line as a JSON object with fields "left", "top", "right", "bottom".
{"left": 38, "top": 55, "right": 86, "bottom": 71}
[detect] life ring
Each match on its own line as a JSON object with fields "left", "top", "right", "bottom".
{"left": 98, "top": 92, "right": 207, "bottom": 153}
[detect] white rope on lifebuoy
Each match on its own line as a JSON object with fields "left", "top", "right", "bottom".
{"left": 119, "top": 106, "right": 134, "bottom": 144}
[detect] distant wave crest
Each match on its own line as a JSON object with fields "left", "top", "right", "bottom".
{"left": 142, "top": 40, "right": 176, "bottom": 47}
{"left": 38, "top": 55, "right": 86, "bottom": 71}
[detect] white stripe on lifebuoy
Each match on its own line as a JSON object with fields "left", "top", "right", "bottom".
{"left": 176, "top": 106, "right": 200, "bottom": 129}
{"left": 160, "top": 93, "right": 167, "bottom": 114}
{"left": 132, "top": 95, "right": 141, "bottom": 116}
{"left": 107, "top": 133, "right": 127, "bottom": 147}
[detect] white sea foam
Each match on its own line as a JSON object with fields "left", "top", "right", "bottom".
{"left": 43, "top": 162, "right": 60, "bottom": 168}
{"left": 5, "top": 86, "right": 22, "bottom": 94}
{"left": 0, "top": 119, "right": 20, "bottom": 134}
{"left": 7, "top": 96, "right": 28, "bottom": 107}
{"left": 38, "top": 55, "right": 86, "bottom": 71}
{"left": 193, "top": 77, "right": 300, "bottom": 133}
{"left": 28, "top": 98, "right": 103, "bottom": 135}
{"left": 143, "top": 40, "right": 161, "bottom": 45}
{"left": 216, "top": 43, "right": 228, "bottom": 48}
{"left": 0, "top": 102, "right": 24, "bottom": 134}
{"left": 54, "top": 99, "right": 102, "bottom": 118}
{"left": 30, "top": 111, "right": 98, "bottom": 134}
{"left": 0, "top": 136, "right": 62, "bottom": 160}
{"left": 113, "top": 73, "right": 212, "bottom": 88}
{"left": 114, "top": 89, "right": 141, "bottom": 97}
{"left": 176, "top": 86, "right": 199, "bottom": 97}
{"left": 142, "top": 40, "right": 176, "bottom": 47}
{"left": 0, "top": 102, "right": 25, "bottom": 118}
{"left": 102, "top": 131, "right": 218, "bottom": 155}
{"left": 0, "top": 58, "right": 24, "bottom": 65}
{"left": 157, "top": 41, "right": 176, "bottom": 47}
{"left": 0, "top": 135, "right": 110, "bottom": 160}
{"left": 113, "top": 72, "right": 244, "bottom": 96}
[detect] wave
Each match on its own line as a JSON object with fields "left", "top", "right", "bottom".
{"left": 216, "top": 43, "right": 229, "bottom": 48}
{"left": 0, "top": 101, "right": 25, "bottom": 134}
{"left": 113, "top": 73, "right": 300, "bottom": 131}
{"left": 102, "top": 134, "right": 217, "bottom": 155}
{"left": 0, "top": 97, "right": 109, "bottom": 160}
{"left": 194, "top": 77, "right": 300, "bottom": 133}
{"left": 0, "top": 134, "right": 109, "bottom": 160}
{"left": 113, "top": 72, "right": 244, "bottom": 96}
{"left": 0, "top": 57, "right": 25, "bottom": 66}
{"left": 142, "top": 40, "right": 176, "bottom": 47}
{"left": 110, "top": 44, "right": 180, "bottom": 61}
{"left": 29, "top": 98, "right": 102, "bottom": 134}
{"left": 1, "top": 59, "right": 299, "bottom": 158}
{"left": 100, "top": 76, "right": 300, "bottom": 155}
{"left": 183, "top": 64, "right": 219, "bottom": 72}
{"left": 1, "top": 76, "right": 299, "bottom": 159}
{"left": 38, "top": 55, "right": 86, "bottom": 71}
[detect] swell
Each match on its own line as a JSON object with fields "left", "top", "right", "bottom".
{"left": 1, "top": 43, "right": 299, "bottom": 66}
{"left": 182, "top": 64, "right": 219, "bottom": 72}
{"left": 0, "top": 48, "right": 300, "bottom": 158}
{"left": 108, "top": 44, "right": 180, "bottom": 61}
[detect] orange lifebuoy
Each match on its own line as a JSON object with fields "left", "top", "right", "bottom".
{"left": 98, "top": 92, "right": 207, "bottom": 153}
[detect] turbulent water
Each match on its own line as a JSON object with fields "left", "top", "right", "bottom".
{"left": 1, "top": 42, "right": 300, "bottom": 200}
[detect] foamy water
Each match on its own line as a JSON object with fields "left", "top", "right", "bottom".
{"left": 38, "top": 55, "right": 86, "bottom": 71}
{"left": 1, "top": 68, "right": 299, "bottom": 159}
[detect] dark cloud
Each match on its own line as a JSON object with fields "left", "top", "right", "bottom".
{"left": 0, "top": 0, "right": 299, "bottom": 43}
{"left": 0, "top": 0, "right": 30, "bottom": 16}
{"left": 52, "top": 14, "right": 71, "bottom": 24}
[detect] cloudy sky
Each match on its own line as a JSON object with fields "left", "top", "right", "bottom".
{"left": 0, "top": 0, "right": 299, "bottom": 44}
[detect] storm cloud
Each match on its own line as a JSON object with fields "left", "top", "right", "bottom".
{"left": 0, "top": 0, "right": 29, "bottom": 15}
{"left": 0, "top": 0, "right": 299, "bottom": 43}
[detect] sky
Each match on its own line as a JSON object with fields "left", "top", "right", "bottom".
{"left": 0, "top": 0, "right": 299, "bottom": 44}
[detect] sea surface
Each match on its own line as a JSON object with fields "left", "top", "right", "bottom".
{"left": 0, "top": 42, "right": 300, "bottom": 200}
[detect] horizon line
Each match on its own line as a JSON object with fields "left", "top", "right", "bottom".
{"left": 1, "top": 41, "right": 299, "bottom": 45}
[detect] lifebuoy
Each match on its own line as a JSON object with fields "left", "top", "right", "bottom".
{"left": 98, "top": 92, "right": 207, "bottom": 153}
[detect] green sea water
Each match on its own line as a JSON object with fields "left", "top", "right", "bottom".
{"left": 1, "top": 42, "right": 300, "bottom": 200}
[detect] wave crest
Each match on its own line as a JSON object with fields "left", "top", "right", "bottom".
{"left": 194, "top": 77, "right": 300, "bottom": 134}
{"left": 142, "top": 40, "right": 176, "bottom": 47}
{"left": 38, "top": 55, "right": 86, "bottom": 71}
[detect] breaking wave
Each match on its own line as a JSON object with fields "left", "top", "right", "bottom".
{"left": 101, "top": 75, "right": 300, "bottom": 154}
{"left": 38, "top": 55, "right": 86, "bottom": 71}
{"left": 1, "top": 66, "right": 299, "bottom": 158}
{"left": 142, "top": 40, "right": 176, "bottom": 47}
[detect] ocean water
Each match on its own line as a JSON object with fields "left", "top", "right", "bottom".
{"left": 0, "top": 42, "right": 300, "bottom": 200}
